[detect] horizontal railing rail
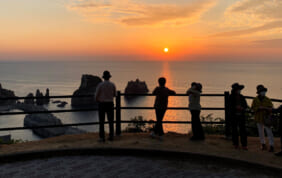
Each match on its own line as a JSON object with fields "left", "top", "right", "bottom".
{"left": 0, "top": 94, "right": 281, "bottom": 102}
{"left": 0, "top": 91, "right": 281, "bottom": 137}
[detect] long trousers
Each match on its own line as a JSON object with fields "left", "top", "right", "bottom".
{"left": 231, "top": 115, "right": 247, "bottom": 147}
{"left": 98, "top": 102, "right": 114, "bottom": 139}
{"left": 190, "top": 110, "right": 205, "bottom": 139}
{"left": 257, "top": 123, "right": 274, "bottom": 146}
{"left": 154, "top": 109, "right": 166, "bottom": 136}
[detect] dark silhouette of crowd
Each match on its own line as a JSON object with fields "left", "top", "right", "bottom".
{"left": 95, "top": 71, "right": 282, "bottom": 156}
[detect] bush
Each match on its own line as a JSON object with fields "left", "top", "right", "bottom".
{"left": 124, "top": 116, "right": 154, "bottom": 133}
{"left": 200, "top": 114, "right": 225, "bottom": 135}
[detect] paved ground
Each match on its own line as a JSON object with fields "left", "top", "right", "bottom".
{"left": 0, "top": 155, "right": 273, "bottom": 178}
{"left": 0, "top": 133, "right": 281, "bottom": 177}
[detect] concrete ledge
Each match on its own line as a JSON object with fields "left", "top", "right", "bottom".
{"left": 0, "top": 147, "right": 281, "bottom": 175}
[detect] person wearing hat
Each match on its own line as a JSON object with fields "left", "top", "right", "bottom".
{"left": 186, "top": 82, "right": 205, "bottom": 141}
{"left": 251, "top": 85, "right": 274, "bottom": 152}
{"left": 229, "top": 83, "right": 248, "bottom": 150}
{"left": 95, "top": 71, "right": 116, "bottom": 142}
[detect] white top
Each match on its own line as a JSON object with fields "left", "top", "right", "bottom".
{"left": 95, "top": 81, "right": 116, "bottom": 102}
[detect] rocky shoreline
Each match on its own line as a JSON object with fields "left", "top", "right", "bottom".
{"left": 0, "top": 75, "right": 150, "bottom": 139}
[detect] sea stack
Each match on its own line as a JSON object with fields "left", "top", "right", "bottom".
{"left": 124, "top": 79, "right": 149, "bottom": 98}
{"left": 35, "top": 89, "right": 44, "bottom": 105}
{"left": 71, "top": 74, "right": 102, "bottom": 107}
{"left": 24, "top": 113, "right": 85, "bottom": 138}
{"left": 24, "top": 93, "right": 35, "bottom": 105}
{"left": 0, "top": 83, "right": 17, "bottom": 105}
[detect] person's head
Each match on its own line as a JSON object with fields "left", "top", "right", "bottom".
{"left": 231, "top": 83, "right": 244, "bottom": 95}
{"left": 196, "top": 83, "right": 203, "bottom": 93}
{"left": 102, "top": 70, "right": 111, "bottom": 80}
{"left": 191, "top": 82, "right": 197, "bottom": 89}
{"left": 158, "top": 77, "right": 166, "bottom": 87}
{"left": 257, "top": 84, "right": 267, "bottom": 97}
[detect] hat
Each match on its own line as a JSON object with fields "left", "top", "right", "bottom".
{"left": 256, "top": 84, "right": 267, "bottom": 94}
{"left": 231, "top": 83, "right": 244, "bottom": 90}
{"left": 102, "top": 70, "right": 111, "bottom": 79}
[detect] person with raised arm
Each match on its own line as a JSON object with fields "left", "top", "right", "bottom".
{"left": 151, "top": 77, "right": 176, "bottom": 140}
{"left": 187, "top": 82, "right": 205, "bottom": 141}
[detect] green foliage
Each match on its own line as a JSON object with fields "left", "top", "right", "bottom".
{"left": 124, "top": 116, "right": 154, "bottom": 133}
{"left": 200, "top": 114, "right": 225, "bottom": 135}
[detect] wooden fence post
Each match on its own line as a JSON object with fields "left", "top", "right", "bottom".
{"left": 224, "top": 91, "right": 231, "bottom": 138}
{"left": 116, "top": 91, "right": 121, "bottom": 136}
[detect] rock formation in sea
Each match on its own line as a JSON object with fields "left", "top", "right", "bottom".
{"left": 57, "top": 101, "right": 68, "bottom": 108}
{"left": 124, "top": 79, "right": 149, "bottom": 98}
{"left": 24, "top": 113, "right": 85, "bottom": 138}
{"left": 24, "top": 93, "right": 35, "bottom": 105}
{"left": 44, "top": 88, "right": 50, "bottom": 104}
{"left": 35, "top": 89, "right": 44, "bottom": 105}
{"left": 0, "top": 83, "right": 17, "bottom": 106}
{"left": 71, "top": 74, "right": 102, "bottom": 107}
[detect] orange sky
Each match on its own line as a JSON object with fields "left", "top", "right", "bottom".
{"left": 0, "top": 0, "right": 281, "bottom": 61}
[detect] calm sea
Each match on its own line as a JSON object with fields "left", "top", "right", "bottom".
{"left": 0, "top": 61, "right": 281, "bottom": 141}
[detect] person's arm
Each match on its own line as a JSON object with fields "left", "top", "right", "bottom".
{"left": 189, "top": 88, "right": 200, "bottom": 95}
{"left": 186, "top": 88, "right": 192, "bottom": 95}
{"left": 251, "top": 98, "right": 259, "bottom": 113}
{"left": 169, "top": 89, "right": 176, "bottom": 95}
{"left": 265, "top": 98, "right": 273, "bottom": 112}
{"left": 95, "top": 84, "right": 101, "bottom": 102}
{"left": 242, "top": 96, "right": 248, "bottom": 111}
{"left": 113, "top": 84, "right": 116, "bottom": 97}
{"left": 152, "top": 87, "right": 158, "bottom": 95}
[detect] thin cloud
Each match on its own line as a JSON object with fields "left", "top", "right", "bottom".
{"left": 229, "top": 0, "right": 268, "bottom": 13}
{"left": 67, "top": 0, "right": 217, "bottom": 26}
{"left": 212, "top": 20, "right": 282, "bottom": 37}
{"left": 252, "top": 39, "right": 282, "bottom": 48}
{"left": 227, "top": 0, "right": 282, "bottom": 20}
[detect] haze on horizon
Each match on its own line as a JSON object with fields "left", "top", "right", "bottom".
{"left": 0, "top": 0, "right": 281, "bottom": 62}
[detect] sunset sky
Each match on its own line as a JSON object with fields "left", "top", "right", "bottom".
{"left": 0, "top": 0, "right": 281, "bottom": 61}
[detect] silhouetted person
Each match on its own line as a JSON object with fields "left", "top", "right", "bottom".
{"left": 95, "top": 71, "right": 116, "bottom": 142}
{"left": 229, "top": 83, "right": 248, "bottom": 150}
{"left": 151, "top": 77, "right": 176, "bottom": 140}
{"left": 187, "top": 82, "right": 205, "bottom": 141}
{"left": 251, "top": 85, "right": 274, "bottom": 152}
{"left": 273, "top": 105, "right": 282, "bottom": 156}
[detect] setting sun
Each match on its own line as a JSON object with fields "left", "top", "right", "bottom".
{"left": 164, "top": 48, "right": 169, "bottom": 53}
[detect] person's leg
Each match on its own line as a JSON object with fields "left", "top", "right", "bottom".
{"left": 154, "top": 109, "right": 160, "bottom": 135}
{"left": 98, "top": 103, "right": 105, "bottom": 140}
{"left": 190, "top": 110, "right": 197, "bottom": 138}
{"left": 106, "top": 102, "right": 114, "bottom": 140}
{"left": 195, "top": 110, "right": 204, "bottom": 139}
{"left": 265, "top": 125, "right": 274, "bottom": 147}
{"left": 158, "top": 109, "right": 166, "bottom": 136}
{"left": 239, "top": 116, "right": 247, "bottom": 147}
{"left": 232, "top": 117, "right": 239, "bottom": 147}
{"left": 191, "top": 110, "right": 204, "bottom": 139}
{"left": 257, "top": 123, "right": 265, "bottom": 144}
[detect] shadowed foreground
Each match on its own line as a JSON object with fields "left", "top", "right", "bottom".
{"left": 0, "top": 133, "right": 281, "bottom": 177}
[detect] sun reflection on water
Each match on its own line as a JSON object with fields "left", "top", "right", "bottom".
{"left": 160, "top": 62, "right": 191, "bottom": 134}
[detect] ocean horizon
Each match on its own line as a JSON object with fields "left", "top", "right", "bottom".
{"left": 0, "top": 60, "right": 281, "bottom": 141}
